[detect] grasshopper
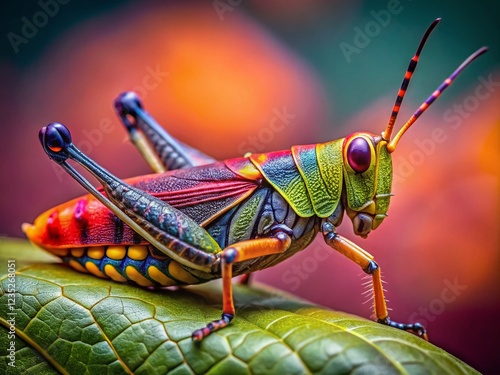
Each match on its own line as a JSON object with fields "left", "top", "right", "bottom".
{"left": 24, "top": 19, "right": 486, "bottom": 341}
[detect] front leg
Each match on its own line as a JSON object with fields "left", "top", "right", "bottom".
{"left": 192, "top": 230, "right": 292, "bottom": 341}
{"left": 322, "top": 221, "right": 428, "bottom": 340}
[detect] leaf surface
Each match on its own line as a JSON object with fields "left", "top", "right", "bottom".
{"left": 0, "top": 238, "right": 478, "bottom": 375}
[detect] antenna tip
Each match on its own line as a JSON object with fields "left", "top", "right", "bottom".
{"left": 431, "top": 18, "right": 441, "bottom": 26}
{"left": 478, "top": 46, "right": 489, "bottom": 54}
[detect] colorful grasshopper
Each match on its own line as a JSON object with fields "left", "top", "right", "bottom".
{"left": 24, "top": 19, "right": 486, "bottom": 341}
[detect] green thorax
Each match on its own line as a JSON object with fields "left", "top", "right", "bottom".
{"left": 248, "top": 135, "right": 393, "bottom": 225}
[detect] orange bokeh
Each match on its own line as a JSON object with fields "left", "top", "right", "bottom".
{"left": 2, "top": 2, "right": 498, "bottom": 371}
{"left": 8, "top": 2, "right": 328, "bottom": 240}
{"left": 20, "top": 3, "right": 327, "bottom": 160}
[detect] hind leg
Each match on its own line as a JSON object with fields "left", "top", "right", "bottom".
{"left": 39, "top": 122, "right": 221, "bottom": 270}
{"left": 114, "top": 91, "right": 215, "bottom": 172}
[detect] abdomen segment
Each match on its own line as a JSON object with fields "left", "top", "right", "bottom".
{"left": 58, "top": 244, "right": 215, "bottom": 287}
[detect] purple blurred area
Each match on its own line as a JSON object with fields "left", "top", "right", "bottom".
{"left": 1, "top": 1, "right": 499, "bottom": 372}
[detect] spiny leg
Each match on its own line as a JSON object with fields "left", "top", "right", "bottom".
{"left": 39, "top": 122, "right": 221, "bottom": 270}
{"left": 322, "top": 222, "right": 427, "bottom": 340}
{"left": 192, "top": 231, "right": 292, "bottom": 341}
{"left": 114, "top": 92, "right": 215, "bottom": 172}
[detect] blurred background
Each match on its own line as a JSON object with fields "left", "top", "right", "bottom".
{"left": 1, "top": 0, "right": 498, "bottom": 372}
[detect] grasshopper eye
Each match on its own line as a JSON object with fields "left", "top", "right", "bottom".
{"left": 347, "top": 137, "right": 371, "bottom": 173}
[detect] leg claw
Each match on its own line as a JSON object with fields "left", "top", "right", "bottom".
{"left": 378, "top": 318, "right": 428, "bottom": 341}
{"left": 192, "top": 313, "right": 234, "bottom": 341}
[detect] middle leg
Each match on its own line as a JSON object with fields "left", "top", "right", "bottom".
{"left": 192, "top": 230, "right": 292, "bottom": 341}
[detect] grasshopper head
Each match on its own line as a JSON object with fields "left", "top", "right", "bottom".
{"left": 342, "top": 132, "right": 392, "bottom": 238}
{"left": 341, "top": 19, "right": 487, "bottom": 238}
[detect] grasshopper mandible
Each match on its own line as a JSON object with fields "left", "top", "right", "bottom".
{"left": 24, "top": 19, "right": 487, "bottom": 341}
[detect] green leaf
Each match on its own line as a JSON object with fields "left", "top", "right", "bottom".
{"left": 0, "top": 238, "right": 478, "bottom": 375}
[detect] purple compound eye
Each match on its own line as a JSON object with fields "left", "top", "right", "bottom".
{"left": 347, "top": 137, "right": 371, "bottom": 173}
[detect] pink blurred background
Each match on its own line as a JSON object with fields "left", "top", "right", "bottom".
{"left": 1, "top": 1, "right": 498, "bottom": 372}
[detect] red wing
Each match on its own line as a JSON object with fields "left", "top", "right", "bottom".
{"left": 131, "top": 161, "right": 261, "bottom": 225}
{"left": 25, "top": 161, "right": 262, "bottom": 249}
{"left": 154, "top": 180, "right": 258, "bottom": 208}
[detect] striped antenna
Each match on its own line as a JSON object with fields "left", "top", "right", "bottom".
{"left": 387, "top": 46, "right": 488, "bottom": 153}
{"left": 382, "top": 18, "right": 441, "bottom": 141}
